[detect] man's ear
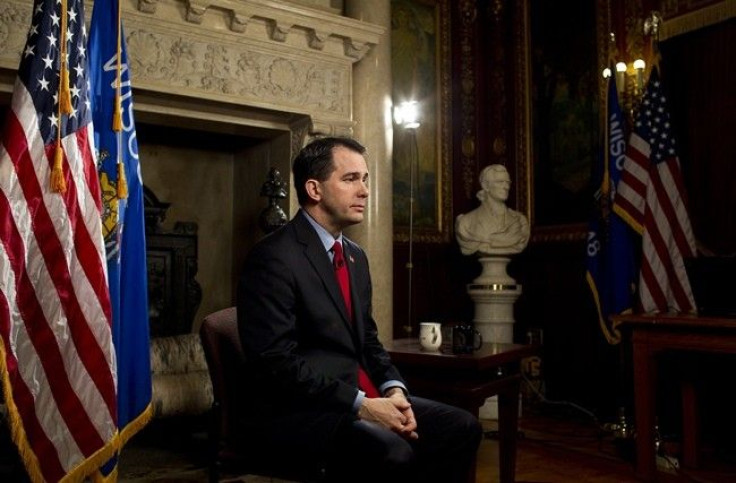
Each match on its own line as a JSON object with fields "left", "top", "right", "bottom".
{"left": 305, "top": 179, "right": 321, "bottom": 202}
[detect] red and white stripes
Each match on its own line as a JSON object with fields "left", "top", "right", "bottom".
{"left": 0, "top": 81, "right": 117, "bottom": 482}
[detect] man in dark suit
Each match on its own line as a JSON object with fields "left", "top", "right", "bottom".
{"left": 238, "top": 137, "right": 482, "bottom": 482}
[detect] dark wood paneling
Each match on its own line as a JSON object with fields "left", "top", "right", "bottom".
{"left": 393, "top": 0, "right": 733, "bottom": 422}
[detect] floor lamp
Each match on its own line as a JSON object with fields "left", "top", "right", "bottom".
{"left": 394, "top": 101, "right": 420, "bottom": 336}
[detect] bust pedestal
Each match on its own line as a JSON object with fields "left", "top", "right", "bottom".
{"left": 467, "top": 256, "right": 521, "bottom": 344}
{"left": 467, "top": 256, "right": 522, "bottom": 419}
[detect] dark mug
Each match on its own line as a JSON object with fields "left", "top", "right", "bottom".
{"left": 452, "top": 324, "right": 483, "bottom": 354}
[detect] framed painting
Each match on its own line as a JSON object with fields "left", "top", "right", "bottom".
{"left": 513, "top": 0, "right": 609, "bottom": 243}
{"left": 391, "top": 0, "right": 452, "bottom": 243}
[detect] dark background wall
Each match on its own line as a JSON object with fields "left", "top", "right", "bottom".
{"left": 392, "top": 0, "right": 735, "bottom": 423}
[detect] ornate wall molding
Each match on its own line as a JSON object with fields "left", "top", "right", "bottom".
{"left": 487, "top": 0, "right": 508, "bottom": 168}
{"left": 124, "top": 26, "right": 350, "bottom": 119}
{"left": 512, "top": 0, "right": 531, "bottom": 219}
{"left": 0, "top": 2, "right": 31, "bottom": 87}
{"left": 458, "top": 0, "right": 478, "bottom": 200}
{"left": 0, "top": 0, "right": 385, "bottom": 134}
{"left": 659, "top": 0, "right": 735, "bottom": 40}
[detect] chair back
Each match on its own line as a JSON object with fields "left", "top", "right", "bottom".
{"left": 199, "top": 307, "right": 243, "bottom": 445}
{"left": 199, "top": 306, "right": 326, "bottom": 482}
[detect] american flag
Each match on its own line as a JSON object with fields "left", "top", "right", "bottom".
{"left": 613, "top": 67, "right": 697, "bottom": 314}
{"left": 0, "top": 0, "right": 118, "bottom": 481}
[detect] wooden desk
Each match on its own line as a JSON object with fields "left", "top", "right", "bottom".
{"left": 612, "top": 314, "right": 736, "bottom": 481}
{"left": 386, "top": 338, "right": 539, "bottom": 483}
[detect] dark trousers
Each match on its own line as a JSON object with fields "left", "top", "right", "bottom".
{"left": 325, "top": 397, "right": 483, "bottom": 483}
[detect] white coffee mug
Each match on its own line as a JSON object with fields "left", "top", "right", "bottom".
{"left": 419, "top": 322, "right": 442, "bottom": 351}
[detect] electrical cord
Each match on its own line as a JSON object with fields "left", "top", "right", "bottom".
{"left": 520, "top": 366, "right": 602, "bottom": 429}
{"left": 517, "top": 368, "right": 714, "bottom": 481}
{"left": 483, "top": 370, "right": 605, "bottom": 443}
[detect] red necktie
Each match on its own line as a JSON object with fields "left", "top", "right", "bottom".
{"left": 332, "top": 241, "right": 380, "bottom": 398}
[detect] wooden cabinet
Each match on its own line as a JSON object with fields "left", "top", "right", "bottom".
{"left": 144, "top": 186, "right": 202, "bottom": 337}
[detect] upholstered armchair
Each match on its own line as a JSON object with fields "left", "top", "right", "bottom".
{"left": 150, "top": 332, "right": 213, "bottom": 418}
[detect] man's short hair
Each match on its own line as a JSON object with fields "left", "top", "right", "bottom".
{"left": 292, "top": 137, "right": 367, "bottom": 206}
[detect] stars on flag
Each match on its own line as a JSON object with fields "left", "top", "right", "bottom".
{"left": 20, "top": 0, "right": 90, "bottom": 144}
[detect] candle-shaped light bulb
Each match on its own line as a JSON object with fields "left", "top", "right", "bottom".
{"left": 602, "top": 67, "right": 612, "bottom": 79}
{"left": 633, "top": 59, "right": 646, "bottom": 91}
{"left": 615, "top": 62, "right": 627, "bottom": 94}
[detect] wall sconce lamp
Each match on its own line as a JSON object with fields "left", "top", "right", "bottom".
{"left": 602, "top": 59, "right": 647, "bottom": 110}
{"left": 394, "top": 101, "right": 421, "bottom": 130}
{"left": 602, "top": 60, "right": 646, "bottom": 81}
{"left": 393, "top": 101, "right": 420, "bottom": 336}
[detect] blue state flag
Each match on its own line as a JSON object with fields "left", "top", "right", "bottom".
{"left": 585, "top": 72, "right": 638, "bottom": 344}
{"left": 88, "top": 0, "right": 152, "bottom": 456}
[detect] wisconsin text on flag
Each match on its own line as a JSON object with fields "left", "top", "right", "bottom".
{"left": 0, "top": 0, "right": 118, "bottom": 481}
{"left": 89, "top": 0, "right": 153, "bottom": 462}
{"left": 613, "top": 67, "right": 697, "bottom": 314}
{"left": 586, "top": 72, "right": 636, "bottom": 344}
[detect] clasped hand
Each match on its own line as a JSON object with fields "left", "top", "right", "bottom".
{"left": 358, "top": 391, "right": 418, "bottom": 440}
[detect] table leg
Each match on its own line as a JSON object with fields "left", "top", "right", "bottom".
{"left": 497, "top": 379, "right": 520, "bottom": 483}
{"left": 633, "top": 335, "right": 656, "bottom": 481}
{"left": 466, "top": 405, "right": 478, "bottom": 483}
{"left": 681, "top": 376, "right": 699, "bottom": 468}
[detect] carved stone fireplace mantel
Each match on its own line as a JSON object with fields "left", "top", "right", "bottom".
{"left": 0, "top": 0, "right": 395, "bottom": 339}
{"left": 0, "top": 0, "right": 384, "bottom": 136}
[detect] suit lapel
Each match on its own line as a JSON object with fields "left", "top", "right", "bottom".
{"left": 293, "top": 214, "right": 354, "bottom": 329}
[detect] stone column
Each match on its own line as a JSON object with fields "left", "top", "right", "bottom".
{"left": 345, "top": 0, "right": 394, "bottom": 340}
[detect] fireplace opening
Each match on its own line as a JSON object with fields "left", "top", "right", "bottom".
{"left": 135, "top": 115, "right": 297, "bottom": 332}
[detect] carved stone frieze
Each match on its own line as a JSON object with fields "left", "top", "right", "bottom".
{"left": 0, "top": 2, "right": 31, "bottom": 70}
{"left": 124, "top": 27, "right": 350, "bottom": 118}
{"left": 0, "top": 0, "right": 385, "bottom": 134}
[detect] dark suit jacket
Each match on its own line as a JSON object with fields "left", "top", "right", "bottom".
{"left": 236, "top": 211, "right": 404, "bottom": 459}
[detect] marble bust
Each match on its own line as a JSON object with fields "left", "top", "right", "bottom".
{"left": 455, "top": 164, "right": 530, "bottom": 256}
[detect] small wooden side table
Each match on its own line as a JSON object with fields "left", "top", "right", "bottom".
{"left": 386, "top": 338, "right": 540, "bottom": 483}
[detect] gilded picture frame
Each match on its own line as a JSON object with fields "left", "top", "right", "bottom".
{"left": 513, "top": 0, "right": 609, "bottom": 243}
{"left": 391, "top": 0, "right": 452, "bottom": 244}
